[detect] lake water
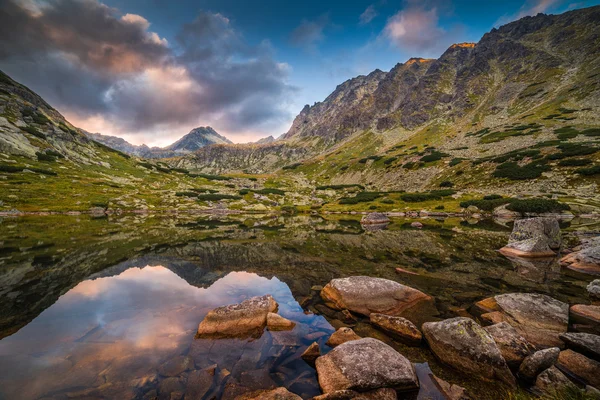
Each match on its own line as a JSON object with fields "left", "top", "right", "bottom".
{"left": 0, "top": 214, "right": 597, "bottom": 399}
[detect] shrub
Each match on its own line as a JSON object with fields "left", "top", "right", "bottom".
{"left": 45, "top": 149, "right": 64, "bottom": 158}
{"left": 381, "top": 199, "right": 394, "bottom": 204}
{"left": 90, "top": 201, "right": 108, "bottom": 208}
{"left": 492, "top": 161, "right": 550, "bottom": 180}
{"left": 558, "top": 158, "right": 592, "bottom": 167}
{"left": 369, "top": 205, "right": 377, "bottom": 210}
{"left": 435, "top": 205, "right": 445, "bottom": 210}
{"left": 239, "top": 188, "right": 285, "bottom": 195}
{"left": 281, "top": 205, "right": 297, "bottom": 214}
{"left": 36, "top": 152, "right": 56, "bottom": 162}
{"left": 439, "top": 180, "right": 454, "bottom": 187}
{"left": 282, "top": 163, "right": 302, "bottom": 170}
{"left": 175, "top": 191, "right": 199, "bottom": 197}
{"left": 171, "top": 168, "right": 189, "bottom": 174}
{"left": 546, "top": 143, "right": 598, "bottom": 160}
{"left": 21, "top": 125, "right": 45, "bottom": 139}
{"left": 483, "top": 194, "right": 503, "bottom": 200}
{"left": 581, "top": 128, "right": 600, "bottom": 137}
{"left": 196, "top": 194, "right": 241, "bottom": 201}
{"left": 358, "top": 155, "right": 383, "bottom": 163}
{"left": 402, "top": 162, "right": 416, "bottom": 169}
{"left": 316, "top": 184, "right": 365, "bottom": 190}
{"left": 0, "top": 164, "right": 23, "bottom": 173}
{"left": 449, "top": 158, "right": 464, "bottom": 166}
{"left": 575, "top": 165, "right": 600, "bottom": 176}
{"left": 400, "top": 190, "right": 456, "bottom": 203}
{"left": 420, "top": 151, "right": 449, "bottom": 163}
{"left": 506, "top": 198, "right": 570, "bottom": 214}
{"left": 384, "top": 157, "right": 397, "bottom": 165}
{"left": 189, "top": 173, "right": 232, "bottom": 181}
{"left": 339, "top": 192, "right": 383, "bottom": 204}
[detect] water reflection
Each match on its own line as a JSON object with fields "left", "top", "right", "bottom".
{"left": 0, "top": 266, "right": 332, "bottom": 400}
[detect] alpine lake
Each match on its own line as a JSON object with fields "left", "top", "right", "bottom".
{"left": 0, "top": 213, "right": 598, "bottom": 400}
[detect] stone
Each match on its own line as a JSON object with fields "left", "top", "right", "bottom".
{"left": 196, "top": 295, "right": 278, "bottom": 339}
{"left": 557, "top": 349, "right": 600, "bottom": 388}
{"left": 159, "top": 377, "right": 184, "bottom": 398}
{"left": 484, "top": 322, "right": 535, "bottom": 368}
{"left": 518, "top": 347, "right": 560, "bottom": 381}
{"left": 267, "top": 313, "right": 295, "bottom": 331}
{"left": 534, "top": 366, "right": 576, "bottom": 395}
{"left": 560, "top": 333, "right": 600, "bottom": 362}
{"left": 369, "top": 313, "right": 422, "bottom": 346}
{"left": 586, "top": 385, "right": 600, "bottom": 399}
{"left": 185, "top": 366, "right": 216, "bottom": 400}
{"left": 570, "top": 304, "right": 600, "bottom": 334}
{"left": 474, "top": 293, "right": 569, "bottom": 348}
{"left": 301, "top": 342, "right": 320, "bottom": 366}
{"left": 588, "top": 280, "right": 600, "bottom": 300}
{"left": 234, "top": 387, "right": 302, "bottom": 400}
{"left": 360, "top": 212, "right": 390, "bottom": 225}
{"left": 311, "top": 388, "right": 397, "bottom": 399}
{"left": 431, "top": 375, "right": 470, "bottom": 400}
{"left": 411, "top": 221, "right": 423, "bottom": 228}
{"left": 320, "top": 276, "right": 438, "bottom": 326}
{"left": 561, "top": 246, "right": 600, "bottom": 275}
{"left": 422, "top": 317, "right": 516, "bottom": 387}
{"left": 158, "top": 356, "right": 193, "bottom": 377}
{"left": 326, "top": 327, "right": 361, "bottom": 347}
{"left": 314, "top": 338, "right": 419, "bottom": 393}
{"left": 500, "top": 218, "right": 561, "bottom": 258}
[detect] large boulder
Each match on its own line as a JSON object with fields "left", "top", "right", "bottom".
{"left": 370, "top": 313, "right": 422, "bottom": 346}
{"left": 559, "top": 333, "right": 600, "bottom": 362}
{"left": 534, "top": 366, "right": 576, "bottom": 395}
{"left": 315, "top": 338, "right": 419, "bottom": 393}
{"left": 561, "top": 246, "right": 600, "bottom": 275}
{"left": 557, "top": 349, "right": 600, "bottom": 388}
{"left": 422, "top": 317, "right": 516, "bottom": 387}
{"left": 473, "top": 293, "right": 568, "bottom": 348}
{"left": 518, "top": 347, "right": 560, "bottom": 381}
{"left": 361, "top": 212, "right": 390, "bottom": 225}
{"left": 499, "top": 218, "right": 561, "bottom": 258}
{"left": 196, "top": 295, "right": 278, "bottom": 339}
{"left": 483, "top": 322, "right": 535, "bottom": 368}
{"left": 320, "top": 276, "right": 438, "bottom": 325}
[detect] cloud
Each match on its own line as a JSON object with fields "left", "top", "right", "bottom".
{"left": 495, "top": 0, "right": 563, "bottom": 26}
{"left": 359, "top": 5, "right": 378, "bottom": 25}
{"left": 289, "top": 14, "right": 329, "bottom": 53}
{"left": 0, "top": 0, "right": 296, "bottom": 144}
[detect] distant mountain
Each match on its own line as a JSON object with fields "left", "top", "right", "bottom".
{"left": 84, "top": 126, "right": 231, "bottom": 159}
{"left": 255, "top": 135, "right": 275, "bottom": 144}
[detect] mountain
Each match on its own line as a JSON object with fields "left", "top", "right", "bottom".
{"left": 84, "top": 126, "right": 231, "bottom": 159}
{"left": 176, "top": 6, "right": 600, "bottom": 184}
{"left": 255, "top": 135, "right": 275, "bottom": 144}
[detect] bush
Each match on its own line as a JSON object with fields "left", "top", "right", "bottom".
{"left": 281, "top": 205, "right": 298, "bottom": 214}
{"left": 171, "top": 168, "right": 189, "bottom": 174}
{"left": 175, "top": 191, "right": 199, "bottom": 197}
{"left": 420, "top": 151, "right": 449, "bottom": 163}
{"left": 546, "top": 143, "right": 598, "bottom": 160}
{"left": 358, "top": 155, "right": 383, "bottom": 163}
{"left": 316, "top": 184, "right": 365, "bottom": 190}
{"left": 36, "top": 152, "right": 56, "bottom": 162}
{"left": 282, "top": 163, "right": 302, "bottom": 170}
{"left": 435, "top": 205, "right": 445, "bottom": 210}
{"left": 400, "top": 190, "right": 456, "bottom": 202}
{"left": 402, "top": 162, "right": 416, "bottom": 169}
{"left": 239, "top": 188, "right": 285, "bottom": 195}
{"left": 196, "top": 194, "right": 241, "bottom": 201}
{"left": 506, "top": 198, "right": 570, "bottom": 214}
{"left": 21, "top": 125, "right": 45, "bottom": 139}
{"left": 369, "top": 205, "right": 377, "bottom": 210}
{"left": 0, "top": 164, "right": 23, "bottom": 173}
{"left": 558, "top": 158, "right": 592, "bottom": 167}
{"left": 384, "top": 157, "right": 397, "bottom": 165}
{"left": 381, "top": 199, "right": 394, "bottom": 204}
{"left": 439, "top": 180, "right": 454, "bottom": 187}
{"left": 189, "top": 173, "right": 232, "bottom": 181}
{"left": 339, "top": 192, "right": 383, "bottom": 204}
{"left": 575, "top": 165, "right": 600, "bottom": 176}
{"left": 581, "top": 128, "right": 600, "bottom": 137}
{"left": 493, "top": 161, "right": 550, "bottom": 180}
{"left": 449, "top": 158, "right": 464, "bottom": 166}
{"left": 90, "top": 201, "right": 108, "bottom": 208}
{"left": 483, "top": 194, "right": 503, "bottom": 200}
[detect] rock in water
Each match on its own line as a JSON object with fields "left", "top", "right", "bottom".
{"left": 234, "top": 387, "right": 302, "bottom": 400}
{"left": 561, "top": 247, "right": 600, "bottom": 275}
{"left": 499, "top": 217, "right": 561, "bottom": 258}
{"left": 518, "top": 347, "right": 560, "bottom": 381}
{"left": 422, "top": 317, "right": 516, "bottom": 387}
{"left": 301, "top": 342, "right": 321, "bottom": 366}
{"left": 370, "top": 313, "right": 422, "bottom": 346}
{"left": 557, "top": 349, "right": 600, "bottom": 388}
{"left": 361, "top": 212, "right": 390, "bottom": 225}
{"left": 196, "top": 295, "right": 278, "bottom": 339}
{"left": 315, "top": 338, "right": 419, "bottom": 393}
{"left": 474, "top": 293, "right": 568, "bottom": 348}
{"left": 483, "top": 322, "right": 535, "bottom": 368}
{"left": 320, "top": 276, "right": 437, "bottom": 325}
{"left": 266, "top": 313, "right": 295, "bottom": 331}
{"left": 326, "top": 327, "right": 361, "bottom": 347}
{"left": 559, "top": 333, "right": 600, "bottom": 362}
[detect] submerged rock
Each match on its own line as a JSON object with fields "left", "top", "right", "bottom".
{"left": 430, "top": 375, "right": 471, "bottom": 400}
{"left": 326, "top": 327, "right": 361, "bottom": 347}
{"left": 474, "top": 293, "right": 568, "bottom": 348}
{"left": 557, "top": 349, "right": 600, "bottom": 388}
{"left": 518, "top": 347, "right": 560, "bottom": 381}
{"left": 561, "top": 246, "right": 600, "bottom": 275}
{"left": 301, "top": 342, "right": 321, "bottom": 366}
{"left": 315, "top": 338, "right": 419, "bottom": 393}
{"left": 196, "top": 295, "right": 278, "bottom": 339}
{"left": 369, "top": 313, "right": 422, "bottom": 346}
{"left": 361, "top": 212, "right": 390, "bottom": 225}
{"left": 559, "top": 332, "right": 600, "bottom": 362}
{"left": 234, "top": 387, "right": 302, "bottom": 400}
{"left": 320, "top": 276, "right": 437, "bottom": 325}
{"left": 422, "top": 317, "right": 516, "bottom": 387}
{"left": 499, "top": 217, "right": 561, "bottom": 258}
{"left": 266, "top": 313, "right": 295, "bottom": 331}
{"left": 483, "top": 322, "right": 535, "bottom": 368}
{"left": 158, "top": 356, "right": 193, "bottom": 377}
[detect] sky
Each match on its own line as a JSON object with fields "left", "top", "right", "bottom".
{"left": 0, "top": 0, "right": 598, "bottom": 146}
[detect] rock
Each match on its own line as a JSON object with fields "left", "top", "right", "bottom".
{"left": 570, "top": 304, "right": 600, "bottom": 334}
{"left": 466, "top": 205, "right": 479, "bottom": 213}
{"left": 557, "top": 349, "right": 600, "bottom": 388}
{"left": 185, "top": 366, "right": 216, "bottom": 400}
{"left": 561, "top": 246, "right": 600, "bottom": 275}
{"left": 560, "top": 333, "right": 600, "bottom": 362}
{"left": 360, "top": 212, "right": 390, "bottom": 225}
{"left": 159, "top": 377, "right": 184, "bottom": 398}
{"left": 422, "top": 317, "right": 516, "bottom": 387}
{"left": 369, "top": 313, "right": 422, "bottom": 346}
{"left": 586, "top": 385, "right": 600, "bottom": 399}
{"left": 499, "top": 217, "right": 561, "bottom": 258}
{"left": 311, "top": 388, "right": 397, "bottom": 399}
{"left": 326, "top": 327, "right": 361, "bottom": 347}
{"left": 518, "top": 347, "right": 560, "bottom": 381}
{"left": 483, "top": 322, "right": 535, "bottom": 368}
{"left": 320, "top": 276, "right": 437, "bottom": 325}
{"left": 431, "top": 375, "right": 471, "bottom": 400}
{"left": 234, "top": 387, "right": 302, "bottom": 400}
{"left": 411, "top": 221, "right": 423, "bottom": 228}
{"left": 314, "top": 338, "right": 419, "bottom": 393}
{"left": 534, "top": 366, "right": 576, "bottom": 395}
{"left": 266, "top": 313, "right": 295, "bottom": 331}
{"left": 301, "top": 342, "right": 321, "bottom": 366}
{"left": 158, "top": 356, "right": 193, "bottom": 377}
{"left": 473, "top": 293, "right": 568, "bottom": 348}
{"left": 196, "top": 295, "right": 278, "bottom": 339}
{"left": 588, "top": 280, "right": 600, "bottom": 300}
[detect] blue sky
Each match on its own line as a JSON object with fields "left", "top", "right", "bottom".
{"left": 1, "top": 0, "right": 598, "bottom": 145}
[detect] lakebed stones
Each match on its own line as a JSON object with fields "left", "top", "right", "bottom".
{"left": 196, "top": 295, "right": 278, "bottom": 339}
{"left": 518, "top": 347, "right": 560, "bottom": 381}
{"left": 360, "top": 212, "right": 390, "bottom": 225}
{"left": 315, "top": 338, "right": 419, "bottom": 394}
{"left": 557, "top": 349, "right": 600, "bottom": 388}
{"left": 369, "top": 313, "right": 422, "bottom": 346}
{"left": 483, "top": 322, "right": 535, "bottom": 368}
{"left": 326, "top": 327, "right": 361, "bottom": 347}
{"left": 422, "top": 317, "right": 516, "bottom": 387}
{"left": 499, "top": 217, "right": 561, "bottom": 258}
{"left": 320, "top": 276, "right": 437, "bottom": 325}
{"left": 234, "top": 387, "right": 302, "bottom": 400}
{"left": 474, "top": 293, "right": 569, "bottom": 348}
{"left": 559, "top": 332, "right": 600, "bottom": 362}
{"left": 266, "top": 313, "right": 295, "bottom": 331}
{"left": 561, "top": 246, "right": 600, "bottom": 275}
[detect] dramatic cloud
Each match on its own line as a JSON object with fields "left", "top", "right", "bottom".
{"left": 495, "top": 0, "right": 563, "bottom": 26}
{"left": 0, "top": 0, "right": 295, "bottom": 144}
{"left": 359, "top": 5, "right": 378, "bottom": 25}
{"left": 289, "top": 14, "right": 329, "bottom": 53}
